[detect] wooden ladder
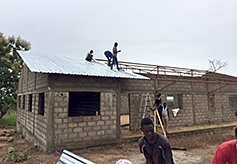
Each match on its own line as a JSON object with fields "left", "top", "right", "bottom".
{"left": 134, "top": 93, "right": 153, "bottom": 131}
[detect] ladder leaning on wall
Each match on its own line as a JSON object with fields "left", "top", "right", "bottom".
{"left": 134, "top": 93, "right": 153, "bottom": 131}
{"left": 134, "top": 92, "right": 167, "bottom": 137}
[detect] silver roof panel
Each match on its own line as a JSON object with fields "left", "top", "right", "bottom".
{"left": 19, "top": 52, "right": 149, "bottom": 80}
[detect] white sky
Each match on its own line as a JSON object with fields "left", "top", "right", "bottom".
{"left": 1, "top": 0, "right": 237, "bottom": 76}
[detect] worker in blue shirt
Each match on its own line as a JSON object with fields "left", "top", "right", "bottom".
{"left": 104, "top": 50, "right": 113, "bottom": 66}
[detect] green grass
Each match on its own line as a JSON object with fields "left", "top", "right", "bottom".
{"left": 0, "top": 111, "right": 16, "bottom": 126}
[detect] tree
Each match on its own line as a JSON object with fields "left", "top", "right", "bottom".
{"left": 208, "top": 59, "right": 228, "bottom": 72}
{"left": 0, "top": 33, "right": 31, "bottom": 119}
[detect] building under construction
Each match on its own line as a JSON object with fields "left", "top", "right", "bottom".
{"left": 17, "top": 52, "right": 237, "bottom": 151}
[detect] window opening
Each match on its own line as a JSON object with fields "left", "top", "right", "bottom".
{"left": 28, "top": 94, "right": 32, "bottom": 112}
{"left": 229, "top": 95, "right": 237, "bottom": 110}
{"left": 210, "top": 95, "right": 215, "bottom": 109}
{"left": 178, "top": 94, "right": 183, "bottom": 109}
{"left": 18, "top": 96, "right": 21, "bottom": 108}
{"left": 38, "top": 93, "right": 44, "bottom": 115}
{"left": 167, "top": 96, "right": 174, "bottom": 106}
{"left": 23, "top": 95, "right": 25, "bottom": 109}
{"left": 69, "top": 92, "right": 100, "bottom": 117}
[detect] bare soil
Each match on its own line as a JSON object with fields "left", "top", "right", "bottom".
{"left": 0, "top": 124, "right": 236, "bottom": 164}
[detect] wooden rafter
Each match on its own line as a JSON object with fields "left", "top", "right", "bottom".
{"left": 208, "top": 84, "right": 229, "bottom": 95}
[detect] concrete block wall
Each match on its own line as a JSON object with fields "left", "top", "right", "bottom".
{"left": 33, "top": 93, "right": 48, "bottom": 150}
{"left": 223, "top": 94, "right": 237, "bottom": 121}
{"left": 53, "top": 91, "right": 117, "bottom": 150}
{"left": 193, "top": 95, "right": 209, "bottom": 124}
{"left": 18, "top": 65, "right": 48, "bottom": 93}
{"left": 120, "top": 79, "right": 154, "bottom": 92}
{"left": 168, "top": 94, "right": 194, "bottom": 127}
{"left": 17, "top": 92, "right": 48, "bottom": 151}
{"left": 124, "top": 77, "right": 237, "bottom": 130}
{"left": 52, "top": 75, "right": 118, "bottom": 90}
{"left": 27, "top": 69, "right": 35, "bottom": 91}
{"left": 17, "top": 65, "right": 49, "bottom": 151}
{"left": 209, "top": 95, "right": 223, "bottom": 123}
{"left": 224, "top": 84, "right": 237, "bottom": 93}
{"left": 25, "top": 95, "right": 34, "bottom": 133}
{"left": 48, "top": 75, "right": 119, "bottom": 150}
{"left": 157, "top": 81, "right": 192, "bottom": 93}
{"left": 129, "top": 93, "right": 144, "bottom": 131}
{"left": 22, "top": 65, "right": 28, "bottom": 92}
{"left": 192, "top": 82, "right": 207, "bottom": 93}
{"left": 209, "top": 83, "right": 237, "bottom": 93}
{"left": 208, "top": 84, "right": 221, "bottom": 93}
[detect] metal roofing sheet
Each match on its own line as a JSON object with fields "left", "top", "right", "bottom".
{"left": 19, "top": 52, "right": 149, "bottom": 80}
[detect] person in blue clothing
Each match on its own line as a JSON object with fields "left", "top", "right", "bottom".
{"left": 104, "top": 50, "right": 113, "bottom": 66}
{"left": 111, "top": 42, "right": 121, "bottom": 70}
{"left": 153, "top": 93, "right": 163, "bottom": 125}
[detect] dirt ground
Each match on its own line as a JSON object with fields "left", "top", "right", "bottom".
{"left": 0, "top": 124, "right": 236, "bottom": 164}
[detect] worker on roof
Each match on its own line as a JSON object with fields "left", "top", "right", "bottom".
{"left": 104, "top": 50, "right": 113, "bottom": 66}
{"left": 85, "top": 49, "right": 94, "bottom": 62}
{"left": 111, "top": 42, "right": 121, "bottom": 70}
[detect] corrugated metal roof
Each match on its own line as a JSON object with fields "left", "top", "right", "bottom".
{"left": 19, "top": 52, "right": 149, "bottom": 80}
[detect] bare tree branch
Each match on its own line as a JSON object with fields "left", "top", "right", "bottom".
{"left": 208, "top": 59, "right": 228, "bottom": 72}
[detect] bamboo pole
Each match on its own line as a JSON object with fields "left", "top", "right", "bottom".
{"left": 156, "top": 110, "right": 167, "bottom": 137}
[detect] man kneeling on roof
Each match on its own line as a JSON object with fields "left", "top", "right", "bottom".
{"left": 85, "top": 49, "right": 94, "bottom": 62}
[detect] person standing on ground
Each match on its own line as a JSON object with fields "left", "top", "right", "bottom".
{"left": 111, "top": 42, "right": 121, "bottom": 70}
{"left": 139, "top": 117, "right": 175, "bottom": 164}
{"left": 211, "top": 139, "right": 237, "bottom": 164}
{"left": 85, "top": 50, "right": 94, "bottom": 62}
{"left": 212, "top": 126, "right": 237, "bottom": 164}
{"left": 104, "top": 50, "right": 113, "bottom": 66}
{"left": 153, "top": 93, "right": 163, "bottom": 125}
{"left": 162, "top": 102, "right": 169, "bottom": 134}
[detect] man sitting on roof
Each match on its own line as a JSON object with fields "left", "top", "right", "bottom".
{"left": 85, "top": 50, "right": 94, "bottom": 62}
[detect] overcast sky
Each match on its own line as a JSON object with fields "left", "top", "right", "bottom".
{"left": 1, "top": 0, "right": 237, "bottom": 76}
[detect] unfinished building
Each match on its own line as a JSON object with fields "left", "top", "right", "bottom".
{"left": 17, "top": 52, "right": 237, "bottom": 151}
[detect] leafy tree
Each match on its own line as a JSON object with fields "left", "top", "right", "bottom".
{"left": 208, "top": 59, "right": 228, "bottom": 72}
{"left": 0, "top": 33, "right": 30, "bottom": 119}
